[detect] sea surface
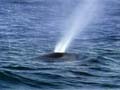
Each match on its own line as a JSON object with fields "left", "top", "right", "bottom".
{"left": 0, "top": 0, "right": 120, "bottom": 90}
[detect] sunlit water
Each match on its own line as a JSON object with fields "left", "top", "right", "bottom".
{"left": 0, "top": 0, "right": 120, "bottom": 90}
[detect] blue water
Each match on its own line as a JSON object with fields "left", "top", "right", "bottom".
{"left": 0, "top": 0, "right": 120, "bottom": 90}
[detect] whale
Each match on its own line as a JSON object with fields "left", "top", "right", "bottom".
{"left": 43, "top": 53, "right": 66, "bottom": 58}
{"left": 41, "top": 52, "right": 78, "bottom": 62}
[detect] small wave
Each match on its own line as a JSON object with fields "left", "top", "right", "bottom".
{"left": 2, "top": 65, "right": 36, "bottom": 70}
{"left": 0, "top": 70, "right": 62, "bottom": 89}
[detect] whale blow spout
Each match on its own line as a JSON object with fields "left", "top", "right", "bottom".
{"left": 54, "top": 0, "right": 98, "bottom": 53}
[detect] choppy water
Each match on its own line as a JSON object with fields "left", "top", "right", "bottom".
{"left": 0, "top": 0, "right": 120, "bottom": 90}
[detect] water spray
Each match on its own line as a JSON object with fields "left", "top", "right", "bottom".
{"left": 44, "top": 0, "right": 98, "bottom": 58}
{"left": 54, "top": 0, "right": 98, "bottom": 54}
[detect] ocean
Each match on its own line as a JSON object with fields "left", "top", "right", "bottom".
{"left": 0, "top": 0, "right": 120, "bottom": 90}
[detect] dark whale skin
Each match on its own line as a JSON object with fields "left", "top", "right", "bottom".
{"left": 43, "top": 53, "right": 65, "bottom": 58}
{"left": 41, "top": 52, "right": 78, "bottom": 61}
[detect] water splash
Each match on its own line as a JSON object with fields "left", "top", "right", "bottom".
{"left": 54, "top": 0, "right": 98, "bottom": 53}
